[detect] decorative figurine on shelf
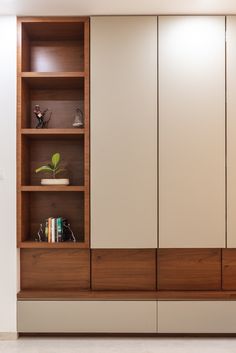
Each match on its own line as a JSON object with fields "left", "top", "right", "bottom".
{"left": 34, "top": 104, "right": 52, "bottom": 129}
{"left": 73, "top": 108, "right": 84, "bottom": 128}
{"left": 35, "top": 152, "right": 69, "bottom": 185}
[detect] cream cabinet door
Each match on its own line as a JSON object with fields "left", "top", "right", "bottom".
{"left": 91, "top": 17, "right": 157, "bottom": 248}
{"left": 159, "top": 16, "right": 225, "bottom": 248}
{"left": 158, "top": 301, "right": 236, "bottom": 333}
{"left": 227, "top": 16, "right": 236, "bottom": 247}
{"left": 18, "top": 301, "right": 157, "bottom": 333}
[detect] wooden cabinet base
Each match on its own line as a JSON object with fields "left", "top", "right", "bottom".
{"left": 17, "top": 290, "right": 236, "bottom": 300}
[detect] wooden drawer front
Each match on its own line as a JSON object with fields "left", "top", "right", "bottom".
{"left": 92, "top": 249, "right": 156, "bottom": 290}
{"left": 157, "top": 249, "right": 221, "bottom": 290}
{"left": 18, "top": 301, "right": 157, "bottom": 333}
{"left": 21, "top": 249, "right": 90, "bottom": 290}
{"left": 158, "top": 301, "right": 236, "bottom": 333}
{"left": 222, "top": 249, "right": 236, "bottom": 289}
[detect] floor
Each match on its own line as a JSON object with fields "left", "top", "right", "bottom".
{"left": 1, "top": 337, "right": 236, "bottom": 353}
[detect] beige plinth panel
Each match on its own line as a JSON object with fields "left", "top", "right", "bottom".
{"left": 159, "top": 16, "right": 225, "bottom": 248}
{"left": 18, "top": 301, "right": 157, "bottom": 333}
{"left": 158, "top": 301, "right": 236, "bottom": 333}
{"left": 90, "top": 16, "right": 157, "bottom": 248}
{"left": 227, "top": 16, "right": 236, "bottom": 247}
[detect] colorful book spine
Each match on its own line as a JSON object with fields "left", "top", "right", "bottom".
{"left": 48, "top": 217, "right": 52, "bottom": 243}
{"left": 51, "top": 218, "right": 55, "bottom": 243}
{"left": 57, "top": 217, "right": 63, "bottom": 242}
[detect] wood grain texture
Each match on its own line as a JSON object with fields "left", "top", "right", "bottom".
{"left": 91, "top": 249, "right": 157, "bottom": 290}
{"left": 30, "top": 40, "right": 84, "bottom": 72}
{"left": 222, "top": 249, "right": 236, "bottom": 290}
{"left": 21, "top": 249, "right": 90, "bottom": 290}
{"left": 18, "top": 241, "right": 88, "bottom": 249}
{"left": 21, "top": 186, "right": 85, "bottom": 192}
{"left": 83, "top": 18, "right": 90, "bottom": 249}
{"left": 157, "top": 249, "right": 222, "bottom": 290}
{"left": 21, "top": 129, "right": 85, "bottom": 135}
{"left": 17, "top": 290, "right": 236, "bottom": 301}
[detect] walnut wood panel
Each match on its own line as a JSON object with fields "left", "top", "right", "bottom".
{"left": 21, "top": 129, "right": 85, "bottom": 135}
{"left": 83, "top": 18, "right": 90, "bottom": 251}
{"left": 17, "top": 290, "right": 236, "bottom": 301}
{"left": 222, "top": 249, "right": 236, "bottom": 290}
{"left": 22, "top": 21, "right": 84, "bottom": 41}
{"left": 28, "top": 191, "right": 84, "bottom": 243}
{"left": 30, "top": 40, "right": 84, "bottom": 72}
{"left": 21, "top": 249, "right": 90, "bottom": 290}
{"left": 91, "top": 249, "right": 157, "bottom": 291}
{"left": 157, "top": 249, "right": 221, "bottom": 290}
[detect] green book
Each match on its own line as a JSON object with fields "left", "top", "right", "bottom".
{"left": 57, "top": 217, "right": 63, "bottom": 242}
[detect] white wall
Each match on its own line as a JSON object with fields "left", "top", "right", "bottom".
{"left": 0, "top": 16, "right": 17, "bottom": 333}
{"left": 1, "top": 0, "right": 236, "bottom": 16}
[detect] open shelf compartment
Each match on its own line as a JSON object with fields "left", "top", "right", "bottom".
{"left": 19, "top": 191, "right": 85, "bottom": 244}
{"left": 21, "top": 76, "right": 84, "bottom": 129}
{"left": 21, "top": 134, "right": 84, "bottom": 186}
{"left": 21, "top": 21, "right": 85, "bottom": 72}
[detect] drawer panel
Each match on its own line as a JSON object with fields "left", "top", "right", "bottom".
{"left": 18, "top": 301, "right": 157, "bottom": 333}
{"left": 21, "top": 249, "right": 90, "bottom": 291}
{"left": 92, "top": 249, "right": 157, "bottom": 290}
{"left": 158, "top": 301, "right": 236, "bottom": 333}
{"left": 222, "top": 249, "right": 236, "bottom": 290}
{"left": 157, "top": 249, "right": 221, "bottom": 290}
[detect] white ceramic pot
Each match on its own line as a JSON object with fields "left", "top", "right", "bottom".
{"left": 41, "top": 178, "right": 70, "bottom": 186}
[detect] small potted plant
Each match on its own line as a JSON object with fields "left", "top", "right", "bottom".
{"left": 35, "top": 152, "right": 69, "bottom": 185}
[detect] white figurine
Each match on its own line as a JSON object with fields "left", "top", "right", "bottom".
{"left": 73, "top": 108, "right": 84, "bottom": 128}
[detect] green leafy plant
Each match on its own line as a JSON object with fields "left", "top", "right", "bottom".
{"left": 35, "top": 152, "right": 65, "bottom": 179}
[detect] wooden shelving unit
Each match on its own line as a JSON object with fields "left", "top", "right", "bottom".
{"left": 17, "top": 17, "right": 90, "bottom": 294}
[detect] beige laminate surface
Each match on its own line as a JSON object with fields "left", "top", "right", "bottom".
{"left": 158, "top": 301, "right": 236, "bottom": 333}
{"left": 17, "top": 301, "right": 157, "bottom": 333}
{"left": 159, "top": 16, "right": 225, "bottom": 248}
{"left": 90, "top": 16, "right": 157, "bottom": 248}
{"left": 226, "top": 16, "right": 236, "bottom": 248}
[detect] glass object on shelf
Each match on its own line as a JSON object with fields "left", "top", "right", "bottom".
{"left": 73, "top": 108, "right": 84, "bottom": 128}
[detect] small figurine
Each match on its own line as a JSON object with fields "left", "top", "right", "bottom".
{"left": 73, "top": 108, "right": 84, "bottom": 128}
{"left": 34, "top": 105, "right": 52, "bottom": 129}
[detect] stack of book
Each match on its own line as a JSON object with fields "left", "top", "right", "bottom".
{"left": 45, "top": 217, "right": 63, "bottom": 243}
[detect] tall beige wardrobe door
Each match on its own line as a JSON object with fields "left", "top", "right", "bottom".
{"left": 227, "top": 16, "right": 236, "bottom": 247}
{"left": 91, "top": 17, "right": 157, "bottom": 248}
{"left": 159, "top": 16, "right": 225, "bottom": 248}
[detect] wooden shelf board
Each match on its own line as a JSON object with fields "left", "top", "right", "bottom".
{"left": 21, "top": 74, "right": 84, "bottom": 89}
{"left": 17, "top": 290, "right": 236, "bottom": 301}
{"left": 18, "top": 241, "right": 88, "bottom": 249}
{"left": 21, "top": 129, "right": 85, "bottom": 135}
{"left": 20, "top": 186, "right": 85, "bottom": 192}
{"left": 21, "top": 72, "right": 85, "bottom": 78}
